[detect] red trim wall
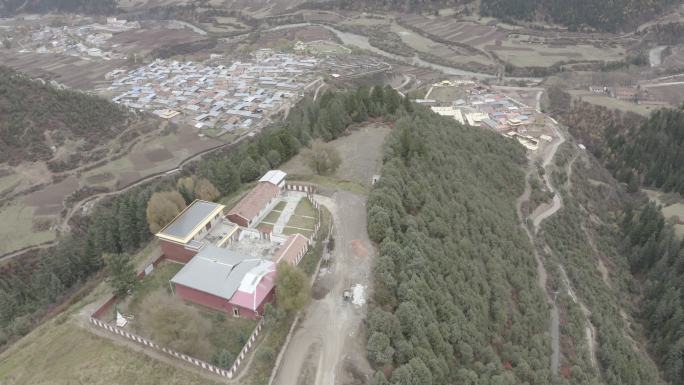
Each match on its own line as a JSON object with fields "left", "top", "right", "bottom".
{"left": 160, "top": 239, "right": 197, "bottom": 263}
{"left": 226, "top": 213, "right": 249, "bottom": 228}
{"left": 174, "top": 283, "right": 265, "bottom": 320}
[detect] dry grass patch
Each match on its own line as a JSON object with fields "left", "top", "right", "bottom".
{"left": 0, "top": 317, "right": 223, "bottom": 385}
{"left": 0, "top": 203, "right": 56, "bottom": 254}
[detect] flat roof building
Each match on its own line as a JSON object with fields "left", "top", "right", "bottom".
{"left": 156, "top": 200, "right": 225, "bottom": 263}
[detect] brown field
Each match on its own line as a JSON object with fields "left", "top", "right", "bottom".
{"left": 644, "top": 189, "right": 684, "bottom": 238}
{"left": 86, "top": 172, "right": 115, "bottom": 185}
{"left": 643, "top": 83, "right": 684, "bottom": 106}
{"left": 0, "top": 204, "right": 56, "bottom": 254}
{"left": 83, "top": 127, "right": 222, "bottom": 189}
{"left": 398, "top": 15, "right": 628, "bottom": 68}
{"left": 145, "top": 148, "right": 175, "bottom": 163}
{"left": 568, "top": 90, "right": 655, "bottom": 116}
{"left": 33, "top": 205, "right": 63, "bottom": 216}
{"left": 255, "top": 26, "right": 334, "bottom": 48}
{"left": 109, "top": 28, "right": 205, "bottom": 56}
{"left": 429, "top": 85, "right": 467, "bottom": 102}
{"left": 399, "top": 15, "right": 506, "bottom": 47}
{"left": 23, "top": 176, "right": 79, "bottom": 207}
{"left": 1, "top": 123, "right": 224, "bottom": 255}
{"left": 389, "top": 23, "right": 493, "bottom": 67}
{"left": 0, "top": 51, "right": 125, "bottom": 90}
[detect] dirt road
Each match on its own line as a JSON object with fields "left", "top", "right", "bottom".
{"left": 271, "top": 191, "right": 373, "bottom": 385}
{"left": 517, "top": 121, "right": 565, "bottom": 374}
{"left": 531, "top": 126, "right": 565, "bottom": 233}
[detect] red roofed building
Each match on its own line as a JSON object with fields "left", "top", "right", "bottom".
{"left": 273, "top": 233, "right": 310, "bottom": 266}
{"left": 227, "top": 170, "right": 286, "bottom": 228}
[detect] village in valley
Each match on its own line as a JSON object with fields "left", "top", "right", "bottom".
{"left": 2, "top": 2, "right": 684, "bottom": 384}
{"left": 107, "top": 51, "right": 319, "bottom": 137}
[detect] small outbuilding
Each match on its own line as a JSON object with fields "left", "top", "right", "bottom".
{"left": 273, "top": 233, "right": 309, "bottom": 266}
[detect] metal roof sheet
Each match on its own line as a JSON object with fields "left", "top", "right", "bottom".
{"left": 259, "top": 170, "right": 286, "bottom": 186}
{"left": 170, "top": 245, "right": 274, "bottom": 300}
{"left": 157, "top": 200, "right": 223, "bottom": 240}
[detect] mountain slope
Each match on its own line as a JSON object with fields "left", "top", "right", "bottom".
{"left": 366, "top": 108, "right": 553, "bottom": 384}
{"left": 0, "top": 0, "right": 116, "bottom": 15}
{"left": 480, "top": 0, "right": 676, "bottom": 32}
{"left": 0, "top": 66, "right": 129, "bottom": 167}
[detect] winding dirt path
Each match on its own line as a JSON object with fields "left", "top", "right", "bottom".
{"left": 518, "top": 122, "right": 599, "bottom": 373}
{"left": 516, "top": 128, "right": 565, "bottom": 374}
{"left": 534, "top": 139, "right": 599, "bottom": 371}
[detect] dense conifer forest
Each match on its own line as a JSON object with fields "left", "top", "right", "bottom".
{"left": 547, "top": 91, "right": 684, "bottom": 384}
{"left": 366, "top": 108, "right": 553, "bottom": 384}
{"left": 603, "top": 107, "right": 684, "bottom": 196}
{"left": 551, "top": 93, "right": 684, "bottom": 196}
{"left": 479, "top": 0, "right": 675, "bottom": 31}
{"left": 622, "top": 203, "right": 684, "bottom": 384}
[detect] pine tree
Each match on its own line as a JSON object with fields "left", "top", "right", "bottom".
{"left": 104, "top": 253, "right": 137, "bottom": 297}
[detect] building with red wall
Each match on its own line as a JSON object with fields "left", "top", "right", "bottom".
{"left": 273, "top": 233, "right": 309, "bottom": 266}
{"left": 227, "top": 170, "right": 286, "bottom": 228}
{"left": 170, "top": 245, "right": 276, "bottom": 319}
{"left": 155, "top": 200, "right": 229, "bottom": 263}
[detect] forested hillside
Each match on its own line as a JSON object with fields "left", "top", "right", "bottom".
{"left": 621, "top": 202, "right": 684, "bottom": 384}
{"left": 0, "top": 0, "right": 116, "bottom": 15}
{"left": 603, "top": 107, "right": 684, "bottom": 195}
{"left": 553, "top": 95, "right": 684, "bottom": 196}
{"left": 480, "top": 0, "right": 675, "bottom": 31}
{"left": 547, "top": 90, "right": 684, "bottom": 384}
{"left": 540, "top": 150, "right": 663, "bottom": 385}
{"left": 0, "top": 66, "right": 129, "bottom": 166}
{"left": 366, "top": 108, "right": 553, "bottom": 384}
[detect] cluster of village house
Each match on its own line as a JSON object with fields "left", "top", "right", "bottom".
{"left": 155, "top": 170, "right": 313, "bottom": 320}
{"left": 17, "top": 17, "right": 138, "bottom": 60}
{"left": 419, "top": 80, "right": 554, "bottom": 151}
{"left": 108, "top": 50, "right": 319, "bottom": 136}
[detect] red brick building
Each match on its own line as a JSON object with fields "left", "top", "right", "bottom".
{"left": 227, "top": 170, "right": 286, "bottom": 228}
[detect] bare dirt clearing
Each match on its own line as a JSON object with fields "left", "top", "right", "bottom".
{"left": 281, "top": 124, "right": 390, "bottom": 189}
{"left": 272, "top": 191, "right": 374, "bottom": 385}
